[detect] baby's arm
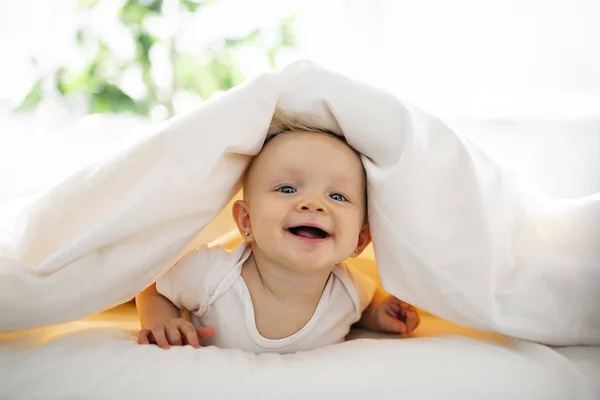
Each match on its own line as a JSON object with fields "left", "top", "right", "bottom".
{"left": 136, "top": 283, "right": 180, "bottom": 329}
{"left": 136, "top": 283, "right": 214, "bottom": 348}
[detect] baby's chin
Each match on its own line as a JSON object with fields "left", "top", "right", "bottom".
{"left": 282, "top": 253, "right": 349, "bottom": 272}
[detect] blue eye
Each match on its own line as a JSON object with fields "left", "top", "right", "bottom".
{"left": 279, "top": 186, "right": 296, "bottom": 194}
{"left": 330, "top": 193, "right": 346, "bottom": 202}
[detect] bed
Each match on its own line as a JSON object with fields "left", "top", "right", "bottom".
{"left": 1, "top": 301, "right": 598, "bottom": 399}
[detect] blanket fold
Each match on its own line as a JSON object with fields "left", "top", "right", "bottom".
{"left": 1, "top": 60, "right": 598, "bottom": 345}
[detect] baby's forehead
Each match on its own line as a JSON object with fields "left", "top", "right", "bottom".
{"left": 265, "top": 130, "right": 355, "bottom": 155}
{"left": 260, "top": 132, "right": 360, "bottom": 166}
{"left": 245, "top": 131, "right": 365, "bottom": 185}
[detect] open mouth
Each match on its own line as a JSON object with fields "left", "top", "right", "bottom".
{"left": 287, "top": 226, "right": 331, "bottom": 240}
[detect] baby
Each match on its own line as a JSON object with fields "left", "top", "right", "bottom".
{"left": 136, "top": 110, "right": 420, "bottom": 353}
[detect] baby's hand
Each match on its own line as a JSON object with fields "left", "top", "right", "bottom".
{"left": 372, "top": 295, "right": 420, "bottom": 337}
{"left": 138, "top": 318, "right": 215, "bottom": 349}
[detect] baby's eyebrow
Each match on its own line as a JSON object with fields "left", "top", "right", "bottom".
{"left": 264, "top": 172, "right": 300, "bottom": 185}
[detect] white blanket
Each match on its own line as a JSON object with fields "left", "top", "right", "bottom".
{"left": 0, "top": 60, "right": 599, "bottom": 345}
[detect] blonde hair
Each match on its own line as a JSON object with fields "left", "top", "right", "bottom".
{"left": 267, "top": 106, "right": 337, "bottom": 137}
{"left": 265, "top": 106, "right": 364, "bottom": 161}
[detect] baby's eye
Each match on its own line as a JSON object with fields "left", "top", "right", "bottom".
{"left": 278, "top": 186, "right": 296, "bottom": 194}
{"left": 330, "top": 193, "right": 347, "bottom": 202}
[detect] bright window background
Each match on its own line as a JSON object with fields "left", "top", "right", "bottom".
{"left": 0, "top": 0, "right": 599, "bottom": 211}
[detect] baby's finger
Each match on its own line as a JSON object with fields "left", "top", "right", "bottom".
{"left": 147, "top": 331, "right": 157, "bottom": 345}
{"left": 406, "top": 311, "right": 420, "bottom": 332}
{"left": 165, "top": 324, "right": 183, "bottom": 346}
{"left": 413, "top": 312, "right": 421, "bottom": 330}
{"left": 388, "top": 300, "right": 404, "bottom": 312}
{"left": 138, "top": 329, "right": 151, "bottom": 345}
{"left": 389, "top": 306, "right": 407, "bottom": 322}
{"left": 151, "top": 326, "right": 170, "bottom": 349}
{"left": 388, "top": 301, "right": 407, "bottom": 316}
{"left": 381, "top": 315, "right": 407, "bottom": 334}
{"left": 196, "top": 326, "right": 215, "bottom": 341}
{"left": 180, "top": 324, "right": 200, "bottom": 348}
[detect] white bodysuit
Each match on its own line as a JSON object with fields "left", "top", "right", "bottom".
{"left": 156, "top": 243, "right": 376, "bottom": 354}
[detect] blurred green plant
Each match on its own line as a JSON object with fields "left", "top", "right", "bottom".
{"left": 14, "top": 0, "right": 297, "bottom": 118}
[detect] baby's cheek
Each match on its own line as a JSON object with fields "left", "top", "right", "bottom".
{"left": 338, "top": 233, "right": 360, "bottom": 257}
{"left": 250, "top": 207, "right": 277, "bottom": 229}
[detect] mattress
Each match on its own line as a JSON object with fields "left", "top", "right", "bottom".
{"left": 1, "top": 301, "right": 598, "bottom": 400}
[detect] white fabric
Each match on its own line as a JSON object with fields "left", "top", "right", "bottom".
{"left": 0, "top": 308, "right": 597, "bottom": 400}
{"left": 156, "top": 243, "right": 376, "bottom": 354}
{"left": 0, "top": 60, "right": 598, "bottom": 346}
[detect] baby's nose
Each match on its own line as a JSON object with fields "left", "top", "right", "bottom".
{"left": 298, "top": 198, "right": 327, "bottom": 213}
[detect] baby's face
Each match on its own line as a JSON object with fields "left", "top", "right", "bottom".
{"left": 240, "top": 131, "right": 369, "bottom": 272}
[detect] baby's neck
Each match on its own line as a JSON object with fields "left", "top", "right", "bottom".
{"left": 244, "top": 248, "right": 333, "bottom": 306}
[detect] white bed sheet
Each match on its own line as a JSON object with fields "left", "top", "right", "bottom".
{"left": 0, "top": 303, "right": 598, "bottom": 400}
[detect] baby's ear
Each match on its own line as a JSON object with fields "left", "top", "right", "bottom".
{"left": 352, "top": 222, "right": 372, "bottom": 257}
{"left": 232, "top": 200, "right": 253, "bottom": 240}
